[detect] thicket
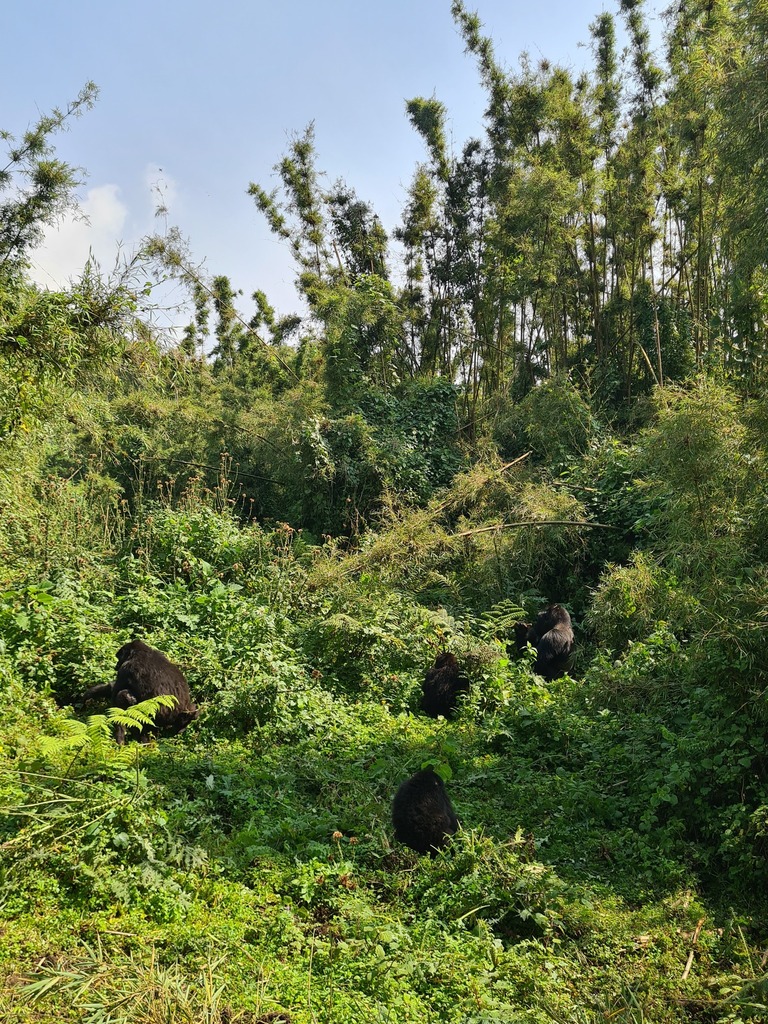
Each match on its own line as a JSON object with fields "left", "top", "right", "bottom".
{"left": 3, "top": 2, "right": 768, "bottom": 1022}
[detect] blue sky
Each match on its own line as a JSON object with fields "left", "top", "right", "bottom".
{"left": 3, "top": 1, "right": 665, "bottom": 327}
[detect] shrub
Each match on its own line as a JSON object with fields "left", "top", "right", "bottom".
{"left": 585, "top": 551, "right": 698, "bottom": 654}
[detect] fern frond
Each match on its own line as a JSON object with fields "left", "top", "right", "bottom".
{"left": 85, "top": 714, "right": 116, "bottom": 740}
{"left": 38, "top": 719, "right": 89, "bottom": 757}
{"left": 479, "top": 599, "right": 528, "bottom": 640}
{"left": 108, "top": 694, "right": 178, "bottom": 731}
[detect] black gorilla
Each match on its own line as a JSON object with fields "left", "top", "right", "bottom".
{"left": 512, "top": 621, "right": 532, "bottom": 654}
{"left": 391, "top": 769, "right": 459, "bottom": 855}
{"left": 526, "top": 604, "right": 574, "bottom": 680}
{"left": 85, "top": 639, "right": 199, "bottom": 744}
{"left": 420, "top": 652, "right": 470, "bottom": 719}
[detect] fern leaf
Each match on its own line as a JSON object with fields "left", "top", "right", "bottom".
{"left": 107, "top": 694, "right": 178, "bottom": 731}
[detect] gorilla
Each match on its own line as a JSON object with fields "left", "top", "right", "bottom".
{"left": 512, "top": 621, "right": 532, "bottom": 654}
{"left": 391, "top": 769, "right": 459, "bottom": 855}
{"left": 526, "top": 604, "right": 574, "bottom": 680}
{"left": 85, "top": 639, "right": 199, "bottom": 744}
{"left": 420, "top": 652, "right": 470, "bottom": 719}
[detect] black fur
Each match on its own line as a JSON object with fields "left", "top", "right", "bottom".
{"left": 526, "top": 604, "right": 574, "bottom": 680}
{"left": 85, "top": 639, "right": 199, "bottom": 744}
{"left": 391, "top": 769, "right": 459, "bottom": 855}
{"left": 420, "top": 652, "right": 470, "bottom": 719}
{"left": 512, "top": 621, "right": 532, "bottom": 654}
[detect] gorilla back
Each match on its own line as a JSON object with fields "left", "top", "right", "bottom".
{"left": 87, "top": 639, "right": 199, "bottom": 744}
{"left": 527, "top": 604, "right": 574, "bottom": 680}
{"left": 391, "top": 769, "right": 459, "bottom": 855}
{"left": 420, "top": 652, "right": 470, "bottom": 719}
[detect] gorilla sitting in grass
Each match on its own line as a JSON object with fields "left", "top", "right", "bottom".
{"left": 420, "top": 652, "right": 470, "bottom": 719}
{"left": 526, "top": 604, "right": 574, "bottom": 680}
{"left": 391, "top": 769, "right": 459, "bottom": 855}
{"left": 85, "top": 638, "right": 199, "bottom": 744}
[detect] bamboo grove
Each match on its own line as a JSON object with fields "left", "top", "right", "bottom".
{"left": 239, "top": 0, "right": 768, "bottom": 428}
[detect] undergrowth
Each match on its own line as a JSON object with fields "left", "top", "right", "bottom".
{"left": 2, "top": 377, "right": 768, "bottom": 1023}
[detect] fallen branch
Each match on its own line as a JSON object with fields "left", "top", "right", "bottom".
{"left": 499, "top": 453, "right": 532, "bottom": 471}
{"left": 454, "top": 519, "right": 620, "bottom": 539}
{"left": 682, "top": 918, "right": 706, "bottom": 981}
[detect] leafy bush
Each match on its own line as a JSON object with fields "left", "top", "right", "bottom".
{"left": 494, "top": 377, "right": 597, "bottom": 470}
{"left": 635, "top": 380, "right": 750, "bottom": 583}
{"left": 0, "top": 579, "right": 116, "bottom": 701}
{"left": 585, "top": 551, "right": 699, "bottom": 654}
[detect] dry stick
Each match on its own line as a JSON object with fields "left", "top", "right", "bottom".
{"left": 499, "top": 453, "right": 532, "bottom": 472}
{"left": 682, "top": 918, "right": 706, "bottom": 981}
{"left": 331, "top": 238, "right": 350, "bottom": 284}
{"left": 636, "top": 340, "right": 661, "bottom": 387}
{"left": 454, "top": 520, "right": 620, "bottom": 539}
{"left": 649, "top": 254, "right": 665, "bottom": 388}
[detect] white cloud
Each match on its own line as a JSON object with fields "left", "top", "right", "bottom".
{"left": 28, "top": 183, "right": 129, "bottom": 289}
{"left": 25, "top": 170, "right": 196, "bottom": 338}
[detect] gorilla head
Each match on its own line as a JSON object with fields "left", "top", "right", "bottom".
{"left": 512, "top": 621, "right": 532, "bottom": 654}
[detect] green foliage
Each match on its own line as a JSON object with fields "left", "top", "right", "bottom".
{"left": 632, "top": 381, "right": 755, "bottom": 601}
{"left": 319, "top": 274, "right": 404, "bottom": 407}
{"left": 359, "top": 377, "right": 465, "bottom": 494}
{"left": 408, "top": 830, "right": 569, "bottom": 940}
{"left": 1, "top": 701, "right": 205, "bottom": 922}
{"left": 0, "top": 579, "right": 116, "bottom": 700}
{"left": 585, "top": 551, "right": 699, "bottom": 654}
{"left": 295, "top": 412, "right": 385, "bottom": 535}
{"left": 0, "top": 83, "right": 98, "bottom": 277}
{"left": 497, "top": 377, "right": 597, "bottom": 469}
{"left": 0, "top": 270, "right": 135, "bottom": 438}
{"left": 571, "top": 435, "right": 658, "bottom": 570}
{"left": 3, "top": 437, "right": 768, "bottom": 1021}
{"left": 9, "top": 39, "right": 768, "bottom": 1018}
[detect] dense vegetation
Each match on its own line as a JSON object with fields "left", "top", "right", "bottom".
{"left": 3, "top": 2, "right": 768, "bottom": 1021}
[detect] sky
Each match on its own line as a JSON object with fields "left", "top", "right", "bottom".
{"left": 2, "top": 0, "right": 666, "bottom": 329}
